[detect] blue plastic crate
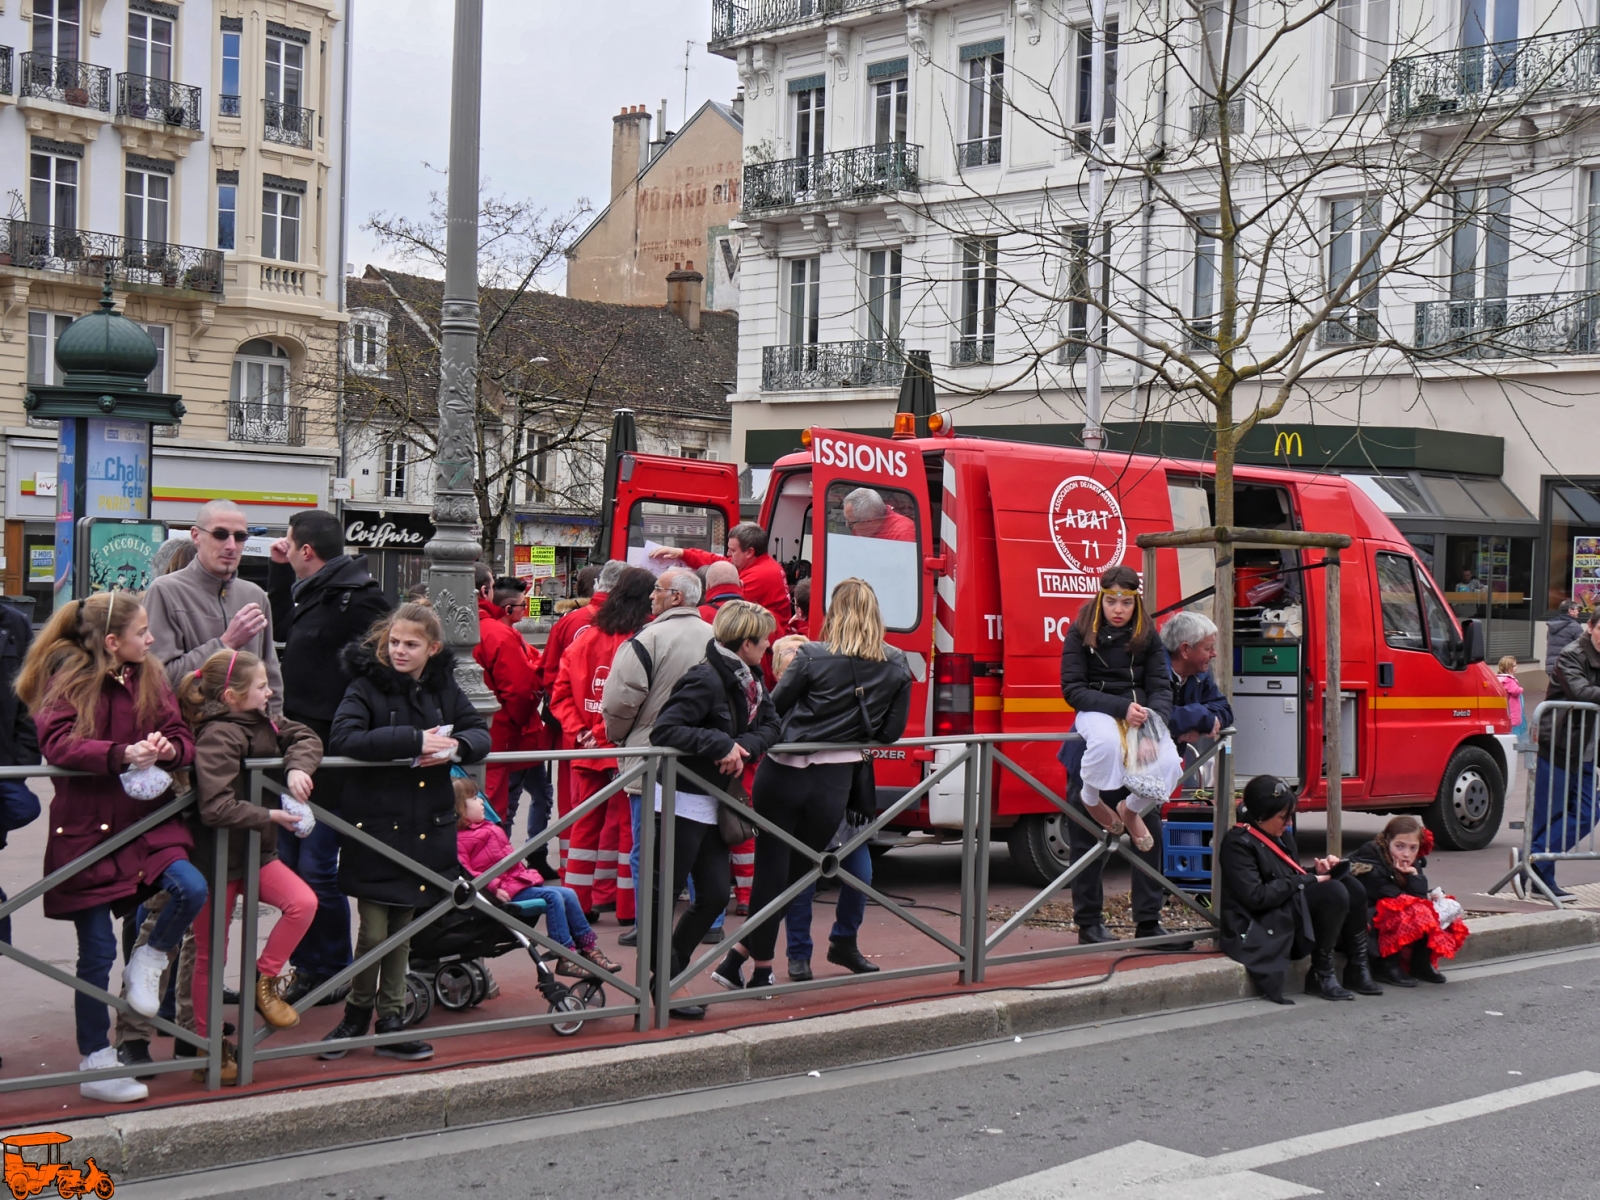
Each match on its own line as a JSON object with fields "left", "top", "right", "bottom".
{"left": 1161, "top": 818, "right": 1213, "bottom": 885}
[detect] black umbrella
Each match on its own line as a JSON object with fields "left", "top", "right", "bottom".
{"left": 895, "top": 349, "right": 936, "bottom": 437}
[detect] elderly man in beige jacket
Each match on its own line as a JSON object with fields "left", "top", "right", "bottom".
{"left": 601, "top": 566, "right": 713, "bottom": 945}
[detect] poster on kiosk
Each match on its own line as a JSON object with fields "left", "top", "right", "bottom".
{"left": 54, "top": 418, "right": 166, "bottom": 600}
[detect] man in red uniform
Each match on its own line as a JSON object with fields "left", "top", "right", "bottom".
{"left": 698, "top": 561, "right": 744, "bottom": 623}
{"left": 654, "top": 523, "right": 792, "bottom": 628}
{"left": 843, "top": 487, "right": 917, "bottom": 541}
{"left": 472, "top": 566, "right": 541, "bottom": 825}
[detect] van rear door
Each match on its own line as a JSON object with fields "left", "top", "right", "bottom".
{"left": 608, "top": 452, "right": 740, "bottom": 564}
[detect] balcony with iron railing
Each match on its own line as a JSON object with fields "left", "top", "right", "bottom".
{"left": 116, "top": 73, "right": 201, "bottom": 130}
{"left": 1318, "top": 305, "right": 1381, "bottom": 346}
{"left": 744, "top": 143, "right": 920, "bottom": 215}
{"left": 219, "top": 93, "right": 240, "bottom": 116}
{"left": 18, "top": 53, "right": 110, "bottom": 111}
{"left": 229, "top": 402, "right": 306, "bottom": 446}
{"left": 1191, "top": 96, "right": 1246, "bottom": 138}
{"left": 1414, "top": 290, "right": 1600, "bottom": 357}
{"left": 264, "top": 99, "right": 314, "bottom": 148}
{"left": 762, "top": 339, "right": 904, "bottom": 390}
{"left": 0, "top": 220, "right": 224, "bottom": 296}
{"left": 950, "top": 335, "right": 996, "bottom": 366}
{"left": 1389, "top": 26, "right": 1600, "bottom": 125}
{"left": 1, "top": 47, "right": 13, "bottom": 99}
{"left": 957, "top": 136, "right": 1003, "bottom": 168}
{"left": 711, "top": 0, "right": 895, "bottom": 44}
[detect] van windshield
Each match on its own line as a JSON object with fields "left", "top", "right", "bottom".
{"left": 822, "top": 481, "right": 920, "bottom": 630}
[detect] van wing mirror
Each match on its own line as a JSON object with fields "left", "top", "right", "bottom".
{"left": 1459, "top": 619, "right": 1487, "bottom": 667}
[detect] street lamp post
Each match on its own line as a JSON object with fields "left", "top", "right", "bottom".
{"left": 425, "top": 0, "right": 496, "bottom": 712}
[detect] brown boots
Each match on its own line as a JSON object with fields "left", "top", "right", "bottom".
{"left": 256, "top": 973, "right": 301, "bottom": 1028}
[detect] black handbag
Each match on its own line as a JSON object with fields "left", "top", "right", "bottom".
{"left": 845, "top": 662, "right": 880, "bottom": 826}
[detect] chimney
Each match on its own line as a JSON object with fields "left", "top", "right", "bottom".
{"left": 731, "top": 88, "right": 745, "bottom": 122}
{"left": 666, "top": 261, "right": 704, "bottom": 331}
{"left": 611, "top": 104, "right": 651, "bottom": 200}
{"left": 649, "top": 98, "right": 670, "bottom": 162}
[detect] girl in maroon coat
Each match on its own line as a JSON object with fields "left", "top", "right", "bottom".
{"left": 17, "top": 591, "right": 199, "bottom": 1104}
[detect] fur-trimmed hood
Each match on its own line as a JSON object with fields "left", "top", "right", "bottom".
{"left": 339, "top": 640, "right": 460, "bottom": 695}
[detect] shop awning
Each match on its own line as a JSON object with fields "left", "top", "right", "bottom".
{"left": 1343, "top": 472, "right": 1536, "bottom": 527}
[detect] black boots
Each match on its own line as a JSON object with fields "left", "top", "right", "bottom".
{"left": 1410, "top": 941, "right": 1448, "bottom": 984}
{"left": 372, "top": 1014, "right": 434, "bottom": 1061}
{"left": 317, "top": 1002, "right": 372, "bottom": 1060}
{"left": 1305, "top": 948, "right": 1355, "bottom": 1000}
{"left": 1372, "top": 953, "right": 1418, "bottom": 988}
{"left": 826, "top": 937, "right": 879, "bottom": 974}
{"left": 1341, "top": 931, "right": 1384, "bottom": 996}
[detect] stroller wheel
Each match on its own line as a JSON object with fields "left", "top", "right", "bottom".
{"left": 572, "top": 978, "right": 606, "bottom": 1011}
{"left": 464, "top": 960, "right": 490, "bottom": 1007}
{"left": 435, "top": 963, "right": 477, "bottom": 1011}
{"left": 403, "top": 972, "right": 433, "bottom": 1028}
{"left": 549, "top": 993, "right": 586, "bottom": 1036}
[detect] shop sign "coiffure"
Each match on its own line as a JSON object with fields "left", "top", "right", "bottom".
{"left": 343, "top": 509, "right": 436, "bottom": 552}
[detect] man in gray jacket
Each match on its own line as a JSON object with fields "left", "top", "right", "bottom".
{"left": 601, "top": 566, "right": 712, "bottom": 944}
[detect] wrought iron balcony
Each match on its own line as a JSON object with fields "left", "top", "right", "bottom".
{"left": 18, "top": 53, "right": 110, "bottom": 111}
{"left": 230, "top": 403, "right": 306, "bottom": 446}
{"left": 711, "top": 0, "right": 892, "bottom": 42}
{"left": 743, "top": 143, "right": 920, "bottom": 214}
{"left": 1390, "top": 26, "right": 1600, "bottom": 125}
{"left": 219, "top": 93, "right": 240, "bottom": 116}
{"left": 264, "top": 99, "right": 314, "bottom": 147}
{"left": 1191, "top": 97, "right": 1246, "bottom": 138}
{"left": 1414, "top": 290, "right": 1600, "bottom": 357}
{"left": 762, "top": 339, "right": 904, "bottom": 391}
{"left": 1, "top": 47, "right": 12, "bottom": 98}
{"left": 116, "top": 73, "right": 201, "bottom": 130}
{"left": 0, "top": 220, "right": 224, "bottom": 296}
{"left": 950, "top": 335, "right": 995, "bottom": 366}
{"left": 957, "top": 137, "right": 1003, "bottom": 168}
{"left": 1318, "top": 306, "right": 1381, "bottom": 346}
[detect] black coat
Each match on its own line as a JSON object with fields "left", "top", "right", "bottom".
{"left": 1217, "top": 823, "right": 1315, "bottom": 982}
{"left": 770, "top": 642, "right": 912, "bottom": 747}
{"left": 1547, "top": 613, "right": 1584, "bottom": 669}
{"left": 1060, "top": 621, "right": 1173, "bottom": 721}
{"left": 650, "top": 641, "right": 780, "bottom": 794}
{"left": 269, "top": 556, "right": 391, "bottom": 725}
{"left": 1540, "top": 633, "right": 1600, "bottom": 762}
{"left": 329, "top": 644, "right": 491, "bottom": 906}
{"left": 0, "top": 601, "right": 37, "bottom": 769}
{"left": 1344, "top": 839, "right": 1430, "bottom": 919}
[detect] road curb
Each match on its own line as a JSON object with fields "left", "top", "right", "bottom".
{"left": 49, "top": 909, "right": 1600, "bottom": 1183}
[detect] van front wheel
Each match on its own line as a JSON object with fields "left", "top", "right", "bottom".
{"left": 1423, "top": 746, "right": 1505, "bottom": 851}
{"left": 1007, "top": 814, "right": 1074, "bottom": 887}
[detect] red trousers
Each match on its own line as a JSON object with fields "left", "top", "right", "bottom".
{"left": 561, "top": 766, "right": 633, "bottom": 920}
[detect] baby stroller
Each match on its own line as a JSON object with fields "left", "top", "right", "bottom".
{"left": 401, "top": 895, "right": 607, "bottom": 1037}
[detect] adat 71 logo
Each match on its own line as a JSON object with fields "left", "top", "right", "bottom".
{"left": 1047, "top": 476, "right": 1126, "bottom": 576}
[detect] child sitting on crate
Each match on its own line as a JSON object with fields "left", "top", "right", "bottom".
{"left": 1346, "top": 815, "right": 1469, "bottom": 987}
{"left": 453, "top": 776, "right": 620, "bottom": 978}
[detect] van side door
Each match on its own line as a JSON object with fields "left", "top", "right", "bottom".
{"left": 608, "top": 452, "right": 741, "bottom": 563}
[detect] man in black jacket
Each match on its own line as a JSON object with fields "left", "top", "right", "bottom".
{"left": 1547, "top": 599, "right": 1583, "bottom": 670}
{"left": 269, "top": 509, "right": 391, "bottom": 1003}
{"left": 0, "top": 600, "right": 38, "bottom": 948}
{"left": 1531, "top": 609, "right": 1600, "bottom": 898}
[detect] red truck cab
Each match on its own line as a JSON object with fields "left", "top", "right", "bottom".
{"left": 609, "top": 429, "right": 1509, "bottom": 884}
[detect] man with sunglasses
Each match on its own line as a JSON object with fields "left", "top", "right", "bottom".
{"left": 145, "top": 499, "right": 284, "bottom": 709}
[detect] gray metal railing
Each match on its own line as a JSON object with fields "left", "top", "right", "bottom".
{"left": 229, "top": 402, "right": 306, "bottom": 446}
{"left": 0, "top": 46, "right": 12, "bottom": 98}
{"left": 951, "top": 335, "right": 995, "bottom": 365}
{"left": 762, "top": 339, "right": 904, "bottom": 390}
{"left": 1413, "top": 290, "right": 1600, "bottom": 358}
{"left": 116, "top": 72, "right": 202, "bottom": 130}
{"left": 264, "top": 98, "right": 313, "bottom": 147}
{"left": 18, "top": 52, "right": 110, "bottom": 110}
{"left": 1389, "top": 26, "right": 1600, "bottom": 125}
{"left": 0, "top": 219, "right": 225, "bottom": 296}
{"left": 957, "top": 136, "right": 1003, "bottom": 168}
{"left": 1191, "top": 97, "right": 1246, "bottom": 138}
{"left": 0, "top": 733, "right": 1228, "bottom": 1097}
{"left": 1490, "top": 699, "right": 1599, "bottom": 906}
{"left": 711, "top": 0, "right": 892, "bottom": 41}
{"left": 1318, "top": 306, "right": 1381, "bottom": 346}
{"left": 743, "top": 143, "right": 920, "bottom": 214}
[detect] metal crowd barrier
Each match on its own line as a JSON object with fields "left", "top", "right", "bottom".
{"left": 0, "top": 732, "right": 1229, "bottom": 1096}
{"left": 1489, "top": 699, "right": 1600, "bottom": 906}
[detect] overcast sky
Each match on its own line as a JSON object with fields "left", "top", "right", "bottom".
{"left": 346, "top": 0, "right": 740, "bottom": 285}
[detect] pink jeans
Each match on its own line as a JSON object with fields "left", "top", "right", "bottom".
{"left": 192, "top": 859, "right": 316, "bottom": 1035}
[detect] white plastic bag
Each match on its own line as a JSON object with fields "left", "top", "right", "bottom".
{"left": 120, "top": 764, "right": 173, "bottom": 801}
{"left": 280, "top": 794, "right": 315, "bottom": 839}
{"left": 1429, "top": 887, "right": 1464, "bottom": 929}
{"left": 1122, "top": 711, "right": 1178, "bottom": 803}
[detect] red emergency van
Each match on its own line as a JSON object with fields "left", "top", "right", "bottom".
{"left": 608, "top": 429, "right": 1510, "bottom": 884}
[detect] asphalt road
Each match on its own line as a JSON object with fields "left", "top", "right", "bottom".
{"left": 126, "top": 943, "right": 1600, "bottom": 1200}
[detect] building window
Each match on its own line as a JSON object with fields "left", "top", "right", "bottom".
{"left": 1192, "top": 217, "right": 1221, "bottom": 343}
{"left": 1450, "top": 185, "right": 1510, "bottom": 302}
{"left": 126, "top": 12, "right": 173, "bottom": 80}
{"left": 27, "top": 312, "right": 73, "bottom": 386}
{"left": 142, "top": 324, "right": 168, "bottom": 392}
{"left": 679, "top": 445, "right": 707, "bottom": 460}
{"left": 217, "top": 183, "right": 237, "bottom": 250}
{"left": 873, "top": 68, "right": 908, "bottom": 146}
{"left": 348, "top": 312, "right": 388, "bottom": 374}
{"left": 1460, "top": 0, "right": 1519, "bottom": 89}
{"left": 220, "top": 30, "right": 241, "bottom": 115}
{"left": 960, "top": 42, "right": 1004, "bottom": 167}
{"left": 262, "top": 188, "right": 301, "bottom": 261}
{"left": 1201, "top": 0, "right": 1250, "bottom": 85}
{"left": 792, "top": 76, "right": 825, "bottom": 158}
{"left": 519, "top": 429, "right": 552, "bottom": 504}
{"left": 956, "top": 237, "right": 999, "bottom": 363}
{"left": 787, "top": 256, "right": 821, "bottom": 346}
{"left": 265, "top": 36, "right": 303, "bottom": 107}
{"left": 1327, "top": 198, "right": 1380, "bottom": 339}
{"left": 1330, "top": 0, "right": 1388, "bottom": 115}
{"left": 1587, "top": 171, "right": 1600, "bottom": 294}
{"left": 1064, "top": 226, "right": 1110, "bottom": 361}
{"left": 382, "top": 441, "right": 409, "bottom": 501}
{"left": 230, "top": 338, "right": 290, "bottom": 427}
{"left": 32, "top": 0, "right": 81, "bottom": 61}
{"left": 866, "top": 248, "right": 902, "bottom": 344}
{"left": 1073, "top": 21, "right": 1119, "bottom": 148}
{"left": 29, "top": 152, "right": 78, "bottom": 232}
{"left": 125, "top": 168, "right": 170, "bottom": 249}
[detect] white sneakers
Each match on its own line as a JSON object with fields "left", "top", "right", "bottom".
{"left": 124, "top": 943, "right": 169, "bottom": 1017}
{"left": 79, "top": 1046, "right": 148, "bottom": 1103}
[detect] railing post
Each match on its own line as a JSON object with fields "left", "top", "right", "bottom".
{"left": 236, "top": 818, "right": 261, "bottom": 1087}
{"left": 971, "top": 740, "right": 994, "bottom": 983}
{"left": 1324, "top": 548, "right": 1343, "bottom": 859}
{"left": 654, "top": 756, "right": 678, "bottom": 1028}
{"left": 958, "top": 741, "right": 979, "bottom": 985}
{"left": 633, "top": 754, "right": 657, "bottom": 1033}
{"left": 206, "top": 826, "right": 229, "bottom": 1091}
{"left": 1211, "top": 734, "right": 1233, "bottom": 914}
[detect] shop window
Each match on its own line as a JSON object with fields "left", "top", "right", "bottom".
{"left": 1547, "top": 483, "right": 1600, "bottom": 613}
{"left": 823, "top": 480, "right": 920, "bottom": 630}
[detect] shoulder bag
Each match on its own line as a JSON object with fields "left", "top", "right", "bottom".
{"left": 845, "top": 660, "right": 879, "bottom": 826}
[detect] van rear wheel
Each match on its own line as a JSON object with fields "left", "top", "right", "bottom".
{"left": 1423, "top": 746, "right": 1505, "bottom": 852}
{"left": 1007, "top": 814, "right": 1074, "bottom": 887}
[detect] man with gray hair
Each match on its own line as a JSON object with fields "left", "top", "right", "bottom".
{"left": 842, "top": 487, "right": 916, "bottom": 542}
{"left": 601, "top": 565, "right": 713, "bottom": 946}
{"left": 1161, "top": 610, "right": 1233, "bottom": 746}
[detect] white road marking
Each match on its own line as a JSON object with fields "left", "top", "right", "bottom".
{"left": 958, "top": 1072, "right": 1600, "bottom": 1198}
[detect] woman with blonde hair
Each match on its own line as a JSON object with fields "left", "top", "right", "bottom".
{"left": 713, "top": 579, "right": 911, "bottom": 992}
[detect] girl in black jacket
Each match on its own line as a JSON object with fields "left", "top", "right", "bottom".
{"left": 319, "top": 603, "right": 491, "bottom": 1061}
{"left": 1346, "top": 816, "right": 1463, "bottom": 986}
{"left": 650, "top": 601, "right": 780, "bottom": 989}
{"left": 1217, "top": 775, "right": 1379, "bottom": 1004}
{"left": 1059, "top": 564, "right": 1180, "bottom": 852}
{"left": 714, "top": 578, "right": 911, "bottom": 992}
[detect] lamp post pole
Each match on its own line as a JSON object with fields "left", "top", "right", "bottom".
{"left": 425, "top": 0, "right": 496, "bottom": 712}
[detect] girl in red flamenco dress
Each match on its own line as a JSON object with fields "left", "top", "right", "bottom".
{"left": 1346, "top": 815, "right": 1470, "bottom": 987}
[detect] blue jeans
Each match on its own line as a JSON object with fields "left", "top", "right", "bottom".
{"left": 784, "top": 842, "right": 871, "bottom": 962}
{"left": 145, "top": 859, "right": 207, "bottom": 954}
{"left": 0, "top": 779, "right": 40, "bottom": 945}
{"left": 1530, "top": 758, "right": 1598, "bottom": 887}
{"left": 279, "top": 820, "right": 352, "bottom": 980}
{"left": 509, "top": 884, "right": 593, "bottom": 948}
{"left": 503, "top": 765, "right": 555, "bottom": 846}
{"left": 69, "top": 904, "right": 119, "bottom": 1055}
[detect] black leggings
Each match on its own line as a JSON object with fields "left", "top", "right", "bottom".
{"left": 1304, "top": 874, "right": 1368, "bottom": 956}
{"left": 739, "top": 758, "right": 854, "bottom": 962}
{"left": 666, "top": 815, "right": 730, "bottom": 975}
